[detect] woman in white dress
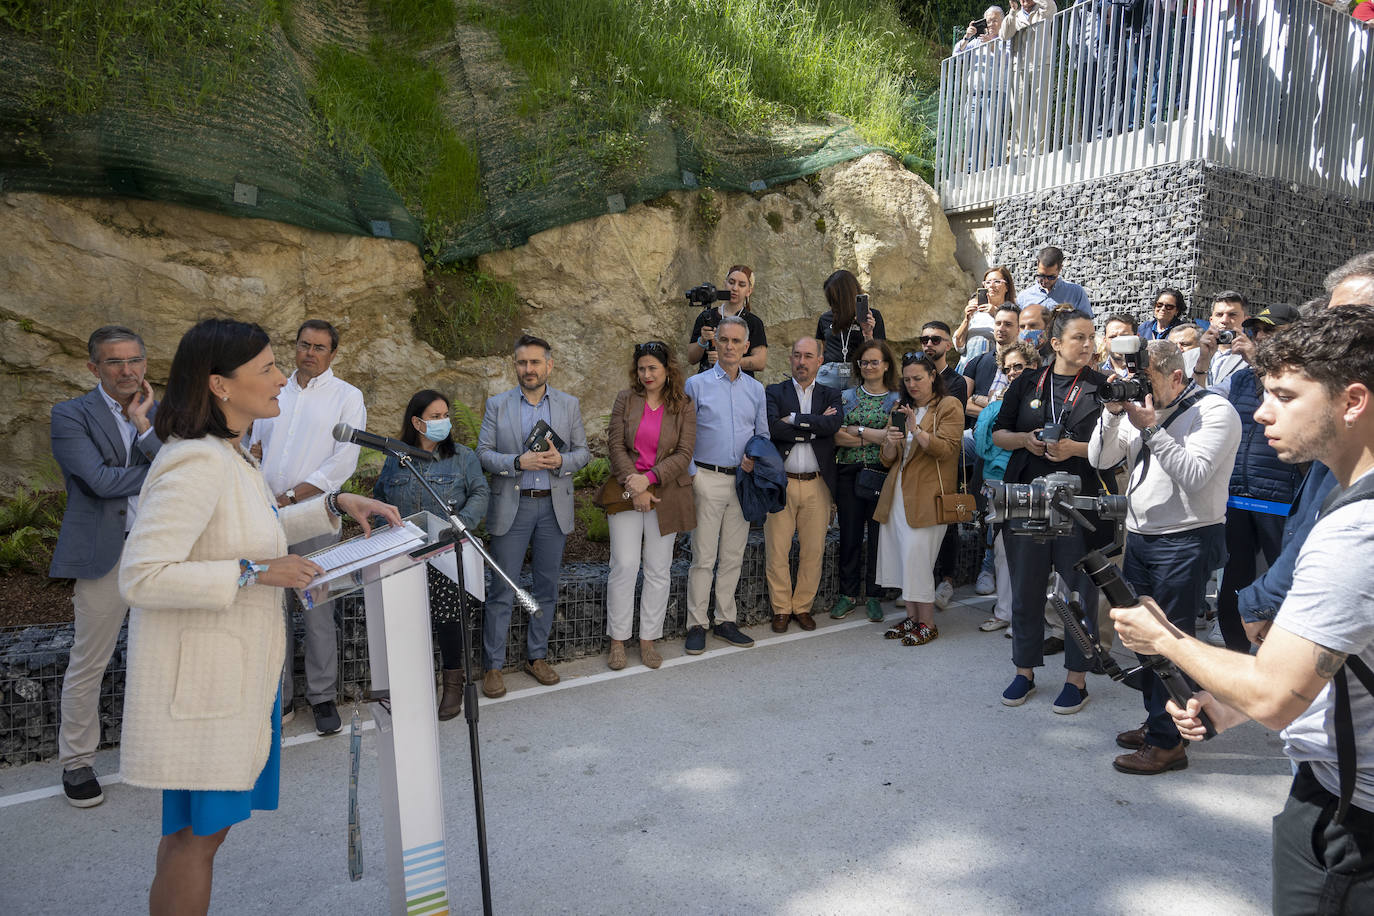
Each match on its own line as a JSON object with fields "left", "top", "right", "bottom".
{"left": 873, "top": 353, "right": 964, "bottom": 646}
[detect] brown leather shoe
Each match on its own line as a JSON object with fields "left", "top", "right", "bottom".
{"left": 482, "top": 669, "right": 506, "bottom": 699}
{"left": 1113, "top": 742, "right": 1188, "bottom": 775}
{"left": 524, "top": 658, "right": 561, "bottom": 686}
{"left": 1116, "top": 724, "right": 1147, "bottom": 750}
{"left": 438, "top": 668, "right": 464, "bottom": 720}
{"left": 640, "top": 639, "right": 662, "bottom": 669}
{"left": 771, "top": 614, "right": 790, "bottom": 633}
{"left": 608, "top": 640, "right": 627, "bottom": 670}
{"left": 795, "top": 612, "right": 817, "bottom": 631}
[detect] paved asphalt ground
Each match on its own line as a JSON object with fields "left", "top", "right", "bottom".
{"left": 0, "top": 591, "right": 1290, "bottom": 915}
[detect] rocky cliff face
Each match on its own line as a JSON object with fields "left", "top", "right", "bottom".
{"left": 0, "top": 152, "right": 968, "bottom": 486}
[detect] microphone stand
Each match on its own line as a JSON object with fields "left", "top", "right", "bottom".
{"left": 389, "top": 449, "right": 541, "bottom": 916}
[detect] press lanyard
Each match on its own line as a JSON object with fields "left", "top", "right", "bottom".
{"left": 1032, "top": 367, "right": 1085, "bottom": 426}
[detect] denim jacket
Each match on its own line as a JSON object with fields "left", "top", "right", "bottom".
{"left": 372, "top": 444, "right": 489, "bottom": 531}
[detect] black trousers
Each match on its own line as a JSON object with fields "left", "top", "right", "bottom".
{"left": 835, "top": 463, "right": 882, "bottom": 599}
{"left": 1273, "top": 764, "right": 1374, "bottom": 915}
{"left": 1217, "top": 506, "right": 1286, "bottom": 652}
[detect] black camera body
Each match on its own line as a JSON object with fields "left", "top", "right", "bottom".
{"left": 1098, "top": 334, "right": 1151, "bottom": 404}
{"left": 685, "top": 283, "right": 732, "bottom": 307}
{"left": 984, "top": 471, "right": 1126, "bottom": 540}
{"left": 1216, "top": 329, "right": 1237, "bottom": 346}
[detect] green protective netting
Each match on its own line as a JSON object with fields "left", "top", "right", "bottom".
{"left": 0, "top": 2, "right": 930, "bottom": 264}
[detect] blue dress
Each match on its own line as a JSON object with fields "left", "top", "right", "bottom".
{"left": 161, "top": 688, "right": 282, "bottom": 836}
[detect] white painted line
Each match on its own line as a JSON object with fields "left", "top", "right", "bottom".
{"left": 0, "top": 610, "right": 899, "bottom": 809}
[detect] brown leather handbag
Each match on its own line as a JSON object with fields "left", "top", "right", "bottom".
{"left": 594, "top": 478, "right": 657, "bottom": 515}
{"left": 933, "top": 411, "right": 977, "bottom": 524}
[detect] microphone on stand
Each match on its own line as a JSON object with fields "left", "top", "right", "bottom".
{"left": 332, "top": 423, "right": 436, "bottom": 463}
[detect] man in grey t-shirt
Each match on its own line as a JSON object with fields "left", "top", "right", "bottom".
{"left": 1112, "top": 306, "right": 1374, "bottom": 915}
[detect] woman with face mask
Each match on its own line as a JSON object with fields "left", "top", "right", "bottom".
{"left": 373, "top": 389, "right": 489, "bottom": 721}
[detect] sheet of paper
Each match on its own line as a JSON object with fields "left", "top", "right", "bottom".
{"left": 306, "top": 522, "right": 427, "bottom": 588}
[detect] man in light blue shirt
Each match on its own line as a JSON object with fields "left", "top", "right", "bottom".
{"left": 682, "top": 315, "right": 768, "bottom": 655}
{"left": 1015, "top": 246, "right": 1093, "bottom": 316}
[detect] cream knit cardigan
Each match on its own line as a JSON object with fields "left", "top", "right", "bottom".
{"left": 119, "top": 436, "right": 337, "bottom": 791}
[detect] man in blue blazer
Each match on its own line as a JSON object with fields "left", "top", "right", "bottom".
{"left": 764, "top": 337, "right": 842, "bottom": 632}
{"left": 50, "top": 326, "right": 161, "bottom": 807}
{"left": 476, "top": 334, "right": 589, "bottom": 698}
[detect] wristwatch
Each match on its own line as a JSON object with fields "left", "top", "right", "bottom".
{"left": 856, "top": 426, "right": 865, "bottom": 439}
{"left": 513, "top": 455, "right": 522, "bottom": 471}
{"left": 1142, "top": 425, "right": 1162, "bottom": 441}
{"left": 285, "top": 488, "right": 297, "bottom": 504}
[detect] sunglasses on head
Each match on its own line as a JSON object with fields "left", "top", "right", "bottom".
{"left": 634, "top": 340, "right": 668, "bottom": 359}
{"left": 902, "top": 352, "right": 937, "bottom": 367}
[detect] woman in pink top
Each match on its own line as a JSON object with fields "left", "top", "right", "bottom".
{"left": 605, "top": 341, "right": 697, "bottom": 670}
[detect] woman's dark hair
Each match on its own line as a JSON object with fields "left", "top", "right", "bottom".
{"left": 628, "top": 341, "right": 689, "bottom": 414}
{"left": 1154, "top": 287, "right": 1187, "bottom": 320}
{"left": 853, "top": 339, "right": 899, "bottom": 392}
{"left": 400, "top": 389, "right": 455, "bottom": 459}
{"left": 1049, "top": 307, "right": 1094, "bottom": 343}
{"left": 155, "top": 318, "right": 271, "bottom": 441}
{"left": 823, "top": 269, "right": 862, "bottom": 332}
{"left": 898, "top": 352, "right": 948, "bottom": 407}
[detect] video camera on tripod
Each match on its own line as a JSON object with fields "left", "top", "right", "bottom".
{"left": 983, "top": 471, "right": 1126, "bottom": 540}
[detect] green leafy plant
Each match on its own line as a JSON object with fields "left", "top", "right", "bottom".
{"left": 410, "top": 262, "right": 524, "bottom": 359}
{"left": 573, "top": 457, "right": 611, "bottom": 490}
{"left": 0, "top": 464, "right": 66, "bottom": 573}
{"left": 574, "top": 498, "right": 610, "bottom": 543}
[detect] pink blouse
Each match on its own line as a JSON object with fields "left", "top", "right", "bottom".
{"left": 633, "top": 403, "right": 664, "bottom": 484}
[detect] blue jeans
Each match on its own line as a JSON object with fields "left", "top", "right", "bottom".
{"left": 1123, "top": 524, "right": 1226, "bottom": 749}
{"left": 483, "top": 496, "right": 564, "bottom": 669}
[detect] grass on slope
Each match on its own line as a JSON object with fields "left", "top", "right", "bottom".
{"left": 474, "top": 0, "right": 938, "bottom": 161}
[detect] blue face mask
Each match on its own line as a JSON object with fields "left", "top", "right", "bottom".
{"left": 423, "top": 418, "right": 452, "bottom": 442}
{"left": 1020, "top": 328, "right": 1045, "bottom": 347}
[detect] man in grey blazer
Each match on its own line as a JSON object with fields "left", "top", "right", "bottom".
{"left": 50, "top": 326, "right": 161, "bottom": 807}
{"left": 477, "top": 334, "right": 590, "bottom": 698}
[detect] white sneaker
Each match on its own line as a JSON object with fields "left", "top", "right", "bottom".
{"left": 934, "top": 581, "right": 955, "bottom": 609}
{"left": 975, "top": 570, "right": 996, "bottom": 595}
{"left": 1206, "top": 617, "right": 1227, "bottom": 647}
{"left": 979, "top": 616, "right": 1010, "bottom": 632}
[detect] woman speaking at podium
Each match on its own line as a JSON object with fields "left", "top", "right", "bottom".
{"left": 118, "top": 317, "right": 400, "bottom": 916}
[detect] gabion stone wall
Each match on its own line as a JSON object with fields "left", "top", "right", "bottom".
{"left": 5, "top": 524, "right": 993, "bottom": 767}
{"left": 992, "top": 161, "right": 1374, "bottom": 325}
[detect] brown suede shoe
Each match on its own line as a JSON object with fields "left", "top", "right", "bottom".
{"left": 524, "top": 658, "right": 561, "bottom": 686}
{"left": 771, "top": 614, "right": 790, "bottom": 633}
{"left": 1116, "top": 724, "right": 1147, "bottom": 750}
{"left": 608, "top": 641, "right": 627, "bottom": 670}
{"left": 438, "top": 668, "right": 464, "bottom": 720}
{"left": 640, "top": 639, "right": 662, "bottom": 669}
{"left": 795, "top": 612, "right": 817, "bottom": 631}
{"left": 1113, "top": 742, "right": 1187, "bottom": 775}
{"left": 482, "top": 669, "right": 506, "bottom": 699}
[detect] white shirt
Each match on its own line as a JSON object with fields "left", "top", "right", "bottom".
{"left": 98, "top": 384, "right": 151, "bottom": 531}
{"left": 784, "top": 379, "right": 821, "bottom": 474}
{"left": 250, "top": 368, "right": 366, "bottom": 497}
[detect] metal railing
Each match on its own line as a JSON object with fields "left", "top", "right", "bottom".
{"left": 936, "top": 1, "right": 1374, "bottom": 213}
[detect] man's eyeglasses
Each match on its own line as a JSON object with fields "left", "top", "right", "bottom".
{"left": 857, "top": 359, "right": 885, "bottom": 369}
{"left": 634, "top": 340, "right": 669, "bottom": 359}
{"left": 1036, "top": 272, "right": 1057, "bottom": 281}
{"left": 295, "top": 341, "right": 332, "bottom": 354}
{"left": 916, "top": 335, "right": 948, "bottom": 346}
{"left": 98, "top": 356, "right": 147, "bottom": 369}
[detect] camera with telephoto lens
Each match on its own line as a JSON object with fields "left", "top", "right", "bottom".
{"left": 1097, "top": 334, "right": 1151, "bottom": 404}
{"left": 685, "top": 283, "right": 733, "bottom": 307}
{"left": 983, "top": 471, "right": 1126, "bottom": 540}
{"left": 1216, "top": 329, "right": 1237, "bottom": 346}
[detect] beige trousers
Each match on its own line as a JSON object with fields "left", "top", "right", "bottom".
{"left": 764, "top": 476, "right": 832, "bottom": 617}
{"left": 58, "top": 559, "right": 128, "bottom": 770}
{"left": 687, "top": 469, "right": 750, "bottom": 628}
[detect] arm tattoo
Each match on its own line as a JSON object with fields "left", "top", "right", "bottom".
{"left": 1314, "top": 645, "right": 1349, "bottom": 680}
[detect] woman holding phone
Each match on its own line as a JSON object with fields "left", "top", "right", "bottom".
{"left": 954, "top": 266, "right": 1017, "bottom": 366}
{"left": 873, "top": 353, "right": 963, "bottom": 646}
{"left": 816, "top": 269, "right": 885, "bottom": 390}
{"left": 991, "top": 308, "right": 1113, "bottom": 714}
{"left": 830, "top": 340, "right": 900, "bottom": 622}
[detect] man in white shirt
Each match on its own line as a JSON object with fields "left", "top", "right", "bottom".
{"left": 763, "top": 338, "right": 842, "bottom": 632}
{"left": 250, "top": 319, "right": 365, "bottom": 735}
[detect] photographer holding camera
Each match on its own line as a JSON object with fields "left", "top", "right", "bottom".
{"left": 1089, "top": 339, "right": 1240, "bottom": 775}
{"left": 1188, "top": 290, "right": 1249, "bottom": 387}
{"left": 991, "top": 309, "right": 1113, "bottom": 713}
{"left": 686, "top": 264, "right": 769, "bottom": 378}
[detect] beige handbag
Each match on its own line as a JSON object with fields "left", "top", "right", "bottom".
{"left": 932, "top": 408, "right": 976, "bottom": 524}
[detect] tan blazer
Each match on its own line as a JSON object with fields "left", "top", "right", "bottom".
{"left": 119, "top": 436, "right": 338, "bottom": 790}
{"left": 872, "top": 396, "right": 964, "bottom": 531}
{"left": 607, "top": 389, "right": 697, "bottom": 535}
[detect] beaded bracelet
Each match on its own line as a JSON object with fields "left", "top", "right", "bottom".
{"left": 325, "top": 490, "right": 345, "bottom": 518}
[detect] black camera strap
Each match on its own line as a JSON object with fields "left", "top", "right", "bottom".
{"left": 1316, "top": 472, "right": 1374, "bottom": 824}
